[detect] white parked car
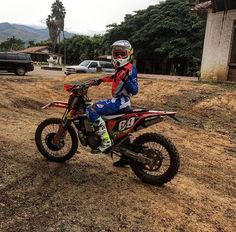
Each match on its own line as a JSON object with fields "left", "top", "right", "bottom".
{"left": 65, "top": 60, "right": 115, "bottom": 75}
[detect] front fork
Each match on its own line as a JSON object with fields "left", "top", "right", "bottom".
{"left": 53, "top": 97, "right": 94, "bottom": 147}
{"left": 52, "top": 108, "right": 72, "bottom": 145}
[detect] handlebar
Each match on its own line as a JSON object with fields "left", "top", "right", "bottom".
{"left": 71, "top": 80, "right": 98, "bottom": 94}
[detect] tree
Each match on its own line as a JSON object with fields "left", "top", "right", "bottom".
{"left": 46, "top": 15, "right": 58, "bottom": 52}
{"left": 52, "top": 0, "right": 66, "bottom": 35}
{"left": 59, "top": 0, "right": 206, "bottom": 74}
{"left": 0, "top": 37, "right": 25, "bottom": 51}
{"left": 46, "top": 0, "right": 66, "bottom": 62}
{"left": 51, "top": 0, "right": 66, "bottom": 63}
{"left": 27, "top": 40, "right": 36, "bottom": 47}
{"left": 103, "top": 0, "right": 206, "bottom": 75}
{"left": 63, "top": 34, "right": 105, "bottom": 65}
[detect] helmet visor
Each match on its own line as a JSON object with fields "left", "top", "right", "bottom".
{"left": 112, "top": 49, "right": 128, "bottom": 59}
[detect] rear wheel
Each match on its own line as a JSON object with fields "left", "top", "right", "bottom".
{"left": 15, "top": 67, "right": 26, "bottom": 76}
{"left": 130, "top": 133, "right": 180, "bottom": 186}
{"left": 35, "top": 118, "right": 78, "bottom": 162}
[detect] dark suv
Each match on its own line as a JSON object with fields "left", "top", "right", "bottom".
{"left": 0, "top": 52, "right": 34, "bottom": 76}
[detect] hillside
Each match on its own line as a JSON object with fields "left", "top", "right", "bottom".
{"left": 0, "top": 68, "right": 235, "bottom": 232}
{"left": 0, "top": 22, "right": 74, "bottom": 43}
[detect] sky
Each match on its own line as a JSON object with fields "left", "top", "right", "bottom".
{"left": 0, "top": 0, "right": 160, "bottom": 35}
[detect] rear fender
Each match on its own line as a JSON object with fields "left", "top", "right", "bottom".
{"left": 42, "top": 101, "right": 68, "bottom": 110}
{"left": 149, "top": 111, "right": 181, "bottom": 122}
{"left": 134, "top": 110, "right": 180, "bottom": 131}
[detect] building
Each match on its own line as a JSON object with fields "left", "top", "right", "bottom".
{"left": 195, "top": 0, "right": 236, "bottom": 81}
{"left": 17, "top": 46, "right": 62, "bottom": 65}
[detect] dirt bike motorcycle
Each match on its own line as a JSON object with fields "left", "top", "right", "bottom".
{"left": 35, "top": 80, "right": 180, "bottom": 186}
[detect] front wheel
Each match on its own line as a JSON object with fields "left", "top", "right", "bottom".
{"left": 130, "top": 133, "right": 180, "bottom": 186}
{"left": 35, "top": 118, "right": 78, "bottom": 162}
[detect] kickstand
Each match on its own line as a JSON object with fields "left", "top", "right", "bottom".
{"left": 110, "top": 151, "right": 114, "bottom": 160}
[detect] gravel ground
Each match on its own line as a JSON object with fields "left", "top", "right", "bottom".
{"left": 0, "top": 66, "right": 235, "bottom": 232}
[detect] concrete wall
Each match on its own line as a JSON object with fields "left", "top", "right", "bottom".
{"left": 201, "top": 9, "right": 236, "bottom": 81}
{"left": 41, "top": 48, "right": 49, "bottom": 54}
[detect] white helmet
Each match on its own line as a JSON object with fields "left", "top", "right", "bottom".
{"left": 111, "top": 40, "right": 133, "bottom": 68}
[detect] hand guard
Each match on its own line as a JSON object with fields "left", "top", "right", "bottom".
{"left": 72, "top": 88, "right": 79, "bottom": 94}
{"left": 92, "top": 79, "right": 103, "bottom": 86}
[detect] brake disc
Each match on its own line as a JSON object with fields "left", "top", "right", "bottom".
{"left": 45, "top": 133, "right": 65, "bottom": 151}
{"left": 141, "top": 148, "right": 163, "bottom": 171}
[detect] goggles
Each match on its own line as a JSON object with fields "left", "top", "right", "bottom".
{"left": 112, "top": 49, "right": 128, "bottom": 59}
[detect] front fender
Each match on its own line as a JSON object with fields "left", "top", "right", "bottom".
{"left": 42, "top": 101, "right": 68, "bottom": 110}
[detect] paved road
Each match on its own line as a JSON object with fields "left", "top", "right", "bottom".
{"left": 0, "top": 66, "right": 199, "bottom": 82}
{"left": 138, "top": 73, "right": 199, "bottom": 81}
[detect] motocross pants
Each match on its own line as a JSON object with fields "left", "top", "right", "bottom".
{"left": 86, "top": 96, "right": 131, "bottom": 122}
{"left": 86, "top": 96, "right": 131, "bottom": 152}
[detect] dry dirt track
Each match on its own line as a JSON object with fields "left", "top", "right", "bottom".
{"left": 0, "top": 66, "right": 235, "bottom": 232}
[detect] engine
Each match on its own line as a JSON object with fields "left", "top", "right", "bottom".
{"left": 75, "top": 119, "right": 101, "bottom": 149}
{"left": 87, "top": 133, "right": 101, "bottom": 149}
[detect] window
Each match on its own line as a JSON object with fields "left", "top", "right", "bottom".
{"left": 100, "top": 61, "right": 113, "bottom": 69}
{"left": 0, "top": 53, "right": 6, "bottom": 59}
{"left": 230, "top": 21, "right": 236, "bottom": 64}
{"left": 89, "top": 62, "right": 98, "bottom": 68}
{"left": 104, "top": 62, "right": 113, "bottom": 69}
{"left": 212, "top": 0, "right": 236, "bottom": 12}
{"left": 6, "top": 54, "right": 17, "bottom": 60}
{"left": 100, "top": 61, "right": 106, "bottom": 68}
{"left": 18, "top": 54, "right": 27, "bottom": 60}
{"left": 79, "top": 60, "right": 90, "bottom": 67}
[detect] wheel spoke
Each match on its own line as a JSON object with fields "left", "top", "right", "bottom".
{"left": 140, "top": 141, "right": 170, "bottom": 176}
{"left": 40, "top": 123, "right": 72, "bottom": 158}
{"left": 130, "top": 133, "right": 179, "bottom": 185}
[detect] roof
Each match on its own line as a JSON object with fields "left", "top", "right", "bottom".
{"left": 193, "top": 0, "right": 236, "bottom": 12}
{"left": 17, "top": 46, "right": 49, "bottom": 53}
{"left": 193, "top": 1, "right": 212, "bottom": 11}
{"left": 17, "top": 46, "right": 63, "bottom": 56}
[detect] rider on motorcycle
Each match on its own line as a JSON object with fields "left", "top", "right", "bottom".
{"left": 86, "top": 40, "right": 138, "bottom": 162}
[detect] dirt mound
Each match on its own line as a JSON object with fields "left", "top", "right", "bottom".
{"left": 12, "top": 98, "right": 44, "bottom": 110}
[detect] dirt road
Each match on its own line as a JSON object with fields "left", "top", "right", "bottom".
{"left": 0, "top": 66, "right": 235, "bottom": 232}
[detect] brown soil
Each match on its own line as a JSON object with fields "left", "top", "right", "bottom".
{"left": 0, "top": 66, "right": 235, "bottom": 232}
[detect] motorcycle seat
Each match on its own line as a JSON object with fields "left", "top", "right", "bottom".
{"left": 118, "top": 108, "right": 149, "bottom": 114}
{"left": 105, "top": 108, "right": 149, "bottom": 115}
{"left": 101, "top": 108, "right": 149, "bottom": 120}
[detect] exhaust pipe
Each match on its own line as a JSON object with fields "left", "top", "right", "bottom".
{"left": 144, "top": 116, "right": 163, "bottom": 126}
{"left": 136, "top": 116, "right": 163, "bottom": 131}
{"left": 119, "top": 147, "right": 152, "bottom": 164}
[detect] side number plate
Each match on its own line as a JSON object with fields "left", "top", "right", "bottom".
{"left": 118, "top": 117, "right": 136, "bottom": 131}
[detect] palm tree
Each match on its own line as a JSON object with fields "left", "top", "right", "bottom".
{"left": 46, "top": 15, "right": 58, "bottom": 52}
{"left": 51, "top": 0, "right": 66, "bottom": 63}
